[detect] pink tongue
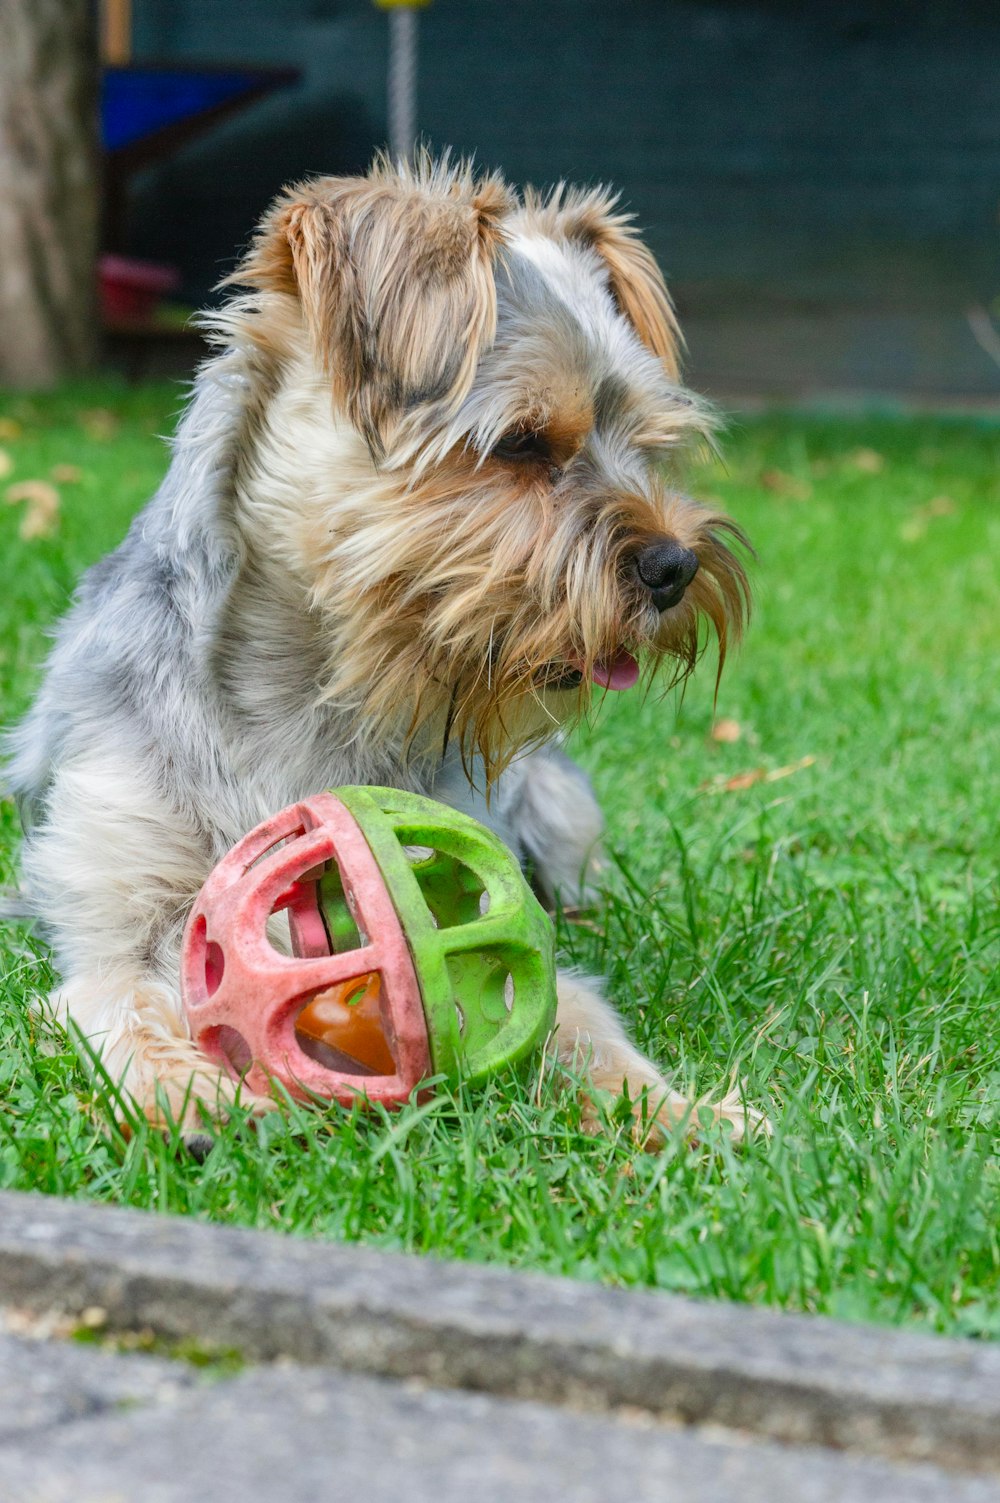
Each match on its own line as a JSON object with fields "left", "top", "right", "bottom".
{"left": 591, "top": 651, "right": 640, "bottom": 691}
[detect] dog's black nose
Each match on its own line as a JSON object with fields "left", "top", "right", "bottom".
{"left": 634, "top": 542, "right": 699, "bottom": 611}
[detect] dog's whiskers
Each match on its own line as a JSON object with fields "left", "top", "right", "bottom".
{"left": 486, "top": 618, "right": 497, "bottom": 692}
{"left": 441, "top": 680, "right": 460, "bottom": 763}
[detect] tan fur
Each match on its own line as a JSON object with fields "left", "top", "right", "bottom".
{"left": 228, "top": 238, "right": 748, "bottom": 783}
{"left": 518, "top": 184, "right": 683, "bottom": 379}
{"left": 307, "top": 460, "right": 749, "bottom": 779}
{"left": 237, "top": 154, "right": 514, "bottom": 455}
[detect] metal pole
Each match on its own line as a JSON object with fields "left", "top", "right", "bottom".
{"left": 387, "top": 6, "right": 418, "bottom": 165}
{"left": 101, "top": 0, "right": 132, "bottom": 64}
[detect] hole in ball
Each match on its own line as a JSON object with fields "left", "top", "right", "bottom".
{"left": 204, "top": 1024, "right": 252, "bottom": 1079}
{"left": 204, "top": 940, "right": 225, "bottom": 997}
{"left": 403, "top": 846, "right": 487, "bottom": 928}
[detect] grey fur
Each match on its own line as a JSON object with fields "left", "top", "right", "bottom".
{"left": 6, "top": 355, "right": 598, "bottom": 978}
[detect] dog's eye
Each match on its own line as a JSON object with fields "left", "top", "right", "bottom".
{"left": 492, "top": 428, "right": 550, "bottom": 463}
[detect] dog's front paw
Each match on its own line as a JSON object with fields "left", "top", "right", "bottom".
{"left": 582, "top": 1075, "right": 768, "bottom": 1150}
{"left": 137, "top": 1066, "right": 277, "bottom": 1138}
{"left": 696, "top": 1081, "right": 771, "bottom": 1146}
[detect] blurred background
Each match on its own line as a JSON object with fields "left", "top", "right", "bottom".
{"left": 2, "top": 0, "right": 1000, "bottom": 403}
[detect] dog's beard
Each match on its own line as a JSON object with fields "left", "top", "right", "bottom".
{"left": 310, "top": 452, "right": 751, "bottom": 783}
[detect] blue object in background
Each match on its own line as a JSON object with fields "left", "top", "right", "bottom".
{"left": 101, "top": 67, "right": 291, "bottom": 154}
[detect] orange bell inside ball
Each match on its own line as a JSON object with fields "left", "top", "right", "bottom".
{"left": 294, "top": 973, "right": 395, "bottom": 1077}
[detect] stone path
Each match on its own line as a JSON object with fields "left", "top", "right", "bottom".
{"left": 1, "top": 1189, "right": 998, "bottom": 1501}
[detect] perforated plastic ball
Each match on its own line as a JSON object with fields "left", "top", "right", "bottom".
{"left": 180, "top": 787, "right": 557, "bottom": 1106}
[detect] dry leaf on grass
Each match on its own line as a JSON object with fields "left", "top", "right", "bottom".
{"left": 700, "top": 754, "right": 817, "bottom": 795}
{"left": 901, "top": 494, "right": 956, "bottom": 542}
{"left": 718, "top": 769, "right": 766, "bottom": 792}
{"left": 50, "top": 463, "right": 83, "bottom": 484}
{"left": 710, "top": 718, "right": 742, "bottom": 743}
{"left": 0, "top": 418, "right": 23, "bottom": 441}
{"left": 848, "top": 447, "right": 885, "bottom": 474}
{"left": 5, "top": 479, "right": 61, "bottom": 540}
{"left": 78, "top": 407, "right": 119, "bottom": 441}
{"left": 0, "top": 449, "right": 13, "bottom": 480}
{"left": 759, "top": 468, "right": 811, "bottom": 500}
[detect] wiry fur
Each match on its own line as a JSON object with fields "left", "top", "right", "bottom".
{"left": 6, "top": 154, "right": 757, "bottom": 1142}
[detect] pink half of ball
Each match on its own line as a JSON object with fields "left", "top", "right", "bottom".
{"left": 180, "top": 792, "right": 432, "bottom": 1105}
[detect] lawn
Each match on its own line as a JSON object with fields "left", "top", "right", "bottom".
{"left": 1, "top": 380, "right": 999, "bottom": 1339}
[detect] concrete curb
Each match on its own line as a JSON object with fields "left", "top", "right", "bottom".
{"left": 6, "top": 1357, "right": 1000, "bottom": 1503}
{"left": 1, "top": 1188, "right": 999, "bottom": 1476}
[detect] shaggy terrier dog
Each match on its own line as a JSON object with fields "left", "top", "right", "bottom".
{"left": 8, "top": 155, "right": 754, "bottom": 1142}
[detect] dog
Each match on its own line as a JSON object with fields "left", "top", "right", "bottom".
{"left": 6, "top": 154, "right": 754, "bottom": 1144}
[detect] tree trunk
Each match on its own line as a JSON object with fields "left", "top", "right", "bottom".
{"left": 0, "top": 0, "right": 99, "bottom": 388}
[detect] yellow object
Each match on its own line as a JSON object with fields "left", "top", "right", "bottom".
{"left": 373, "top": 0, "right": 431, "bottom": 9}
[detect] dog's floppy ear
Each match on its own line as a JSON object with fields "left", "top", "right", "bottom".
{"left": 527, "top": 186, "right": 682, "bottom": 382}
{"left": 239, "top": 157, "right": 513, "bottom": 453}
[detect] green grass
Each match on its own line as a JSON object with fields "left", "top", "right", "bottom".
{"left": 2, "top": 380, "right": 999, "bottom": 1338}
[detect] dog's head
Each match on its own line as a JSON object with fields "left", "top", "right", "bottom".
{"left": 233, "top": 154, "right": 750, "bottom": 777}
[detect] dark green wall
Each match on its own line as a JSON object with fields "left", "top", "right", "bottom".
{"left": 129, "top": 1, "right": 1000, "bottom": 396}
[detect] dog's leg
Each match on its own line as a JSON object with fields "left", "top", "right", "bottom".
{"left": 554, "top": 971, "right": 760, "bottom": 1146}
{"left": 437, "top": 745, "right": 604, "bottom": 909}
{"left": 49, "top": 970, "right": 263, "bottom": 1137}
{"left": 507, "top": 748, "right": 605, "bottom": 908}
{"left": 20, "top": 752, "right": 269, "bottom": 1134}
